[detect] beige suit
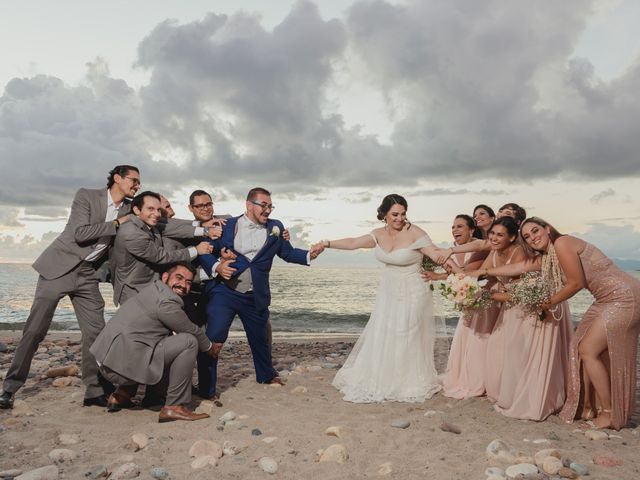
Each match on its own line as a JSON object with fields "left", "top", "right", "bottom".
{"left": 91, "top": 280, "right": 211, "bottom": 405}
{"left": 110, "top": 216, "right": 195, "bottom": 306}
{"left": 3, "top": 188, "right": 129, "bottom": 398}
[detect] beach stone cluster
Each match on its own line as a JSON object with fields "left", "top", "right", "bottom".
{"left": 485, "top": 440, "right": 595, "bottom": 479}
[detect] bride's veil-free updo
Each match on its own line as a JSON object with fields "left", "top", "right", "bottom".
{"left": 377, "top": 194, "right": 409, "bottom": 221}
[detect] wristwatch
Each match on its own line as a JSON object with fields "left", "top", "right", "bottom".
{"left": 112, "top": 219, "right": 120, "bottom": 230}
{"left": 202, "top": 226, "right": 210, "bottom": 237}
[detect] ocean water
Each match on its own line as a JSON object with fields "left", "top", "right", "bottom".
{"left": 2, "top": 263, "right": 635, "bottom": 335}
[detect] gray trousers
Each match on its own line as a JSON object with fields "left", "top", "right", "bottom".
{"left": 100, "top": 333, "right": 198, "bottom": 406}
{"left": 3, "top": 262, "right": 105, "bottom": 398}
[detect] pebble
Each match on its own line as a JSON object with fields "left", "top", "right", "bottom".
{"left": 51, "top": 376, "right": 73, "bottom": 387}
{"left": 325, "top": 426, "right": 344, "bottom": 438}
{"left": 485, "top": 467, "right": 505, "bottom": 477}
{"left": 532, "top": 438, "right": 550, "bottom": 444}
{"left": 45, "top": 365, "right": 79, "bottom": 378}
{"left": 424, "top": 410, "right": 438, "bottom": 417}
{"left": 0, "top": 470, "right": 23, "bottom": 479}
{"left": 191, "top": 456, "right": 218, "bottom": 469}
{"left": 109, "top": 463, "right": 141, "bottom": 480}
{"left": 533, "top": 449, "right": 560, "bottom": 468}
{"left": 557, "top": 467, "right": 578, "bottom": 479}
{"left": 514, "top": 456, "right": 534, "bottom": 465}
{"left": 189, "top": 440, "right": 222, "bottom": 459}
{"left": 542, "top": 456, "right": 563, "bottom": 475}
{"left": 439, "top": 420, "right": 461, "bottom": 434}
{"left": 48, "top": 448, "right": 77, "bottom": 463}
{"left": 14, "top": 465, "right": 58, "bottom": 480}
{"left": 131, "top": 433, "right": 149, "bottom": 450}
{"left": 58, "top": 433, "right": 79, "bottom": 445}
{"left": 307, "top": 365, "right": 322, "bottom": 372}
{"left": 505, "top": 463, "right": 538, "bottom": 479}
{"left": 378, "top": 462, "right": 392, "bottom": 475}
{"left": 585, "top": 429, "right": 608, "bottom": 440}
{"left": 11, "top": 400, "right": 35, "bottom": 417}
{"left": 238, "top": 414, "right": 249, "bottom": 419}
{"left": 290, "top": 386, "right": 308, "bottom": 394}
{"left": 390, "top": 419, "right": 410, "bottom": 429}
{"left": 569, "top": 462, "right": 588, "bottom": 476}
{"left": 149, "top": 467, "right": 169, "bottom": 480}
{"left": 84, "top": 465, "right": 108, "bottom": 479}
{"left": 592, "top": 453, "right": 623, "bottom": 467}
{"left": 194, "top": 401, "right": 214, "bottom": 415}
{"left": 219, "top": 410, "right": 237, "bottom": 422}
{"left": 262, "top": 437, "right": 278, "bottom": 444}
{"left": 258, "top": 457, "right": 278, "bottom": 474}
{"left": 319, "top": 444, "right": 349, "bottom": 464}
{"left": 547, "top": 431, "right": 560, "bottom": 441}
{"left": 222, "top": 440, "right": 247, "bottom": 456}
{"left": 251, "top": 428, "right": 262, "bottom": 436}
{"left": 0, "top": 343, "right": 8, "bottom": 353}
{"left": 486, "top": 440, "right": 519, "bottom": 465}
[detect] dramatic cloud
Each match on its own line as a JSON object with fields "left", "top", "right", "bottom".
{"left": 1, "top": 0, "right": 640, "bottom": 223}
{"left": 0, "top": 208, "right": 23, "bottom": 228}
{"left": 0, "top": 232, "right": 58, "bottom": 262}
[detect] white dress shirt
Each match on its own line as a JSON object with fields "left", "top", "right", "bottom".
{"left": 85, "top": 189, "right": 123, "bottom": 262}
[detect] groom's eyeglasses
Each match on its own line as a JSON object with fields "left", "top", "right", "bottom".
{"left": 250, "top": 200, "right": 275, "bottom": 211}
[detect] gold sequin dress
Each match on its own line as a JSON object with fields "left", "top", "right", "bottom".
{"left": 559, "top": 243, "right": 640, "bottom": 430}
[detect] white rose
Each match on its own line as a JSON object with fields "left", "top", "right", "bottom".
{"left": 271, "top": 226, "right": 281, "bottom": 237}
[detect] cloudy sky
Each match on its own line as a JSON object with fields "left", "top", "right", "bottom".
{"left": 1, "top": 0, "right": 639, "bottom": 264}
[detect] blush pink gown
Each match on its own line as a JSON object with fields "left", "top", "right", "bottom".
{"left": 442, "top": 250, "right": 500, "bottom": 399}
{"left": 485, "top": 251, "right": 573, "bottom": 420}
{"left": 559, "top": 243, "right": 640, "bottom": 430}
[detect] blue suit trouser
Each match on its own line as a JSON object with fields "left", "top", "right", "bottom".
{"left": 202, "top": 286, "right": 276, "bottom": 397}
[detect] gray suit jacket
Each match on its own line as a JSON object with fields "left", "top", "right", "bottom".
{"left": 110, "top": 215, "right": 197, "bottom": 306}
{"left": 90, "top": 280, "right": 211, "bottom": 385}
{"left": 33, "top": 188, "right": 131, "bottom": 280}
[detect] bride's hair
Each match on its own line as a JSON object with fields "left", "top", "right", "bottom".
{"left": 377, "top": 194, "right": 408, "bottom": 221}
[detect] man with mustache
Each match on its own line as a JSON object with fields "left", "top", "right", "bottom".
{"left": 90, "top": 262, "right": 219, "bottom": 422}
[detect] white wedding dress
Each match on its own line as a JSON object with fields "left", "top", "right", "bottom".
{"left": 332, "top": 234, "right": 441, "bottom": 403}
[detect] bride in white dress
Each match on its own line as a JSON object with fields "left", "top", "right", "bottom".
{"left": 320, "top": 194, "right": 442, "bottom": 403}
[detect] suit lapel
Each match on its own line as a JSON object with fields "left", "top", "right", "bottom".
{"left": 252, "top": 219, "right": 276, "bottom": 262}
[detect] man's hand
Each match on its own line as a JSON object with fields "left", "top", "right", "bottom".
{"left": 215, "top": 259, "right": 236, "bottom": 280}
{"left": 309, "top": 242, "right": 325, "bottom": 260}
{"left": 283, "top": 229, "right": 291, "bottom": 242}
{"left": 220, "top": 247, "right": 237, "bottom": 261}
{"left": 117, "top": 214, "right": 131, "bottom": 224}
{"left": 202, "top": 218, "right": 228, "bottom": 228}
{"left": 206, "top": 225, "right": 222, "bottom": 239}
{"left": 206, "top": 342, "right": 224, "bottom": 359}
{"left": 195, "top": 241, "right": 214, "bottom": 255}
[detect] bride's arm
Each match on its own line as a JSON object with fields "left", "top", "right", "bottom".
{"left": 322, "top": 234, "right": 376, "bottom": 251}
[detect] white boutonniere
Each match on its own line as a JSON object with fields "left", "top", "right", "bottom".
{"left": 270, "top": 226, "right": 281, "bottom": 237}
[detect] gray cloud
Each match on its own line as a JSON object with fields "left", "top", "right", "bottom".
{"left": 0, "top": 232, "right": 58, "bottom": 261}
{"left": 574, "top": 223, "right": 640, "bottom": 260}
{"left": 0, "top": 208, "right": 23, "bottom": 227}
{"left": 590, "top": 188, "right": 615, "bottom": 204}
{"left": 1, "top": 0, "right": 640, "bottom": 223}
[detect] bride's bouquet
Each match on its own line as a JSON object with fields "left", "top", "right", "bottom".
{"left": 422, "top": 255, "right": 446, "bottom": 291}
{"left": 506, "top": 272, "right": 550, "bottom": 321}
{"left": 438, "top": 273, "right": 491, "bottom": 311}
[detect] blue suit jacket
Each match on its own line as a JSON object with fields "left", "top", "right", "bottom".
{"left": 199, "top": 216, "right": 309, "bottom": 311}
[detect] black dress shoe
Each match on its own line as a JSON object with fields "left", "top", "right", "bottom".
{"left": 0, "top": 391, "right": 14, "bottom": 409}
{"left": 83, "top": 394, "right": 109, "bottom": 407}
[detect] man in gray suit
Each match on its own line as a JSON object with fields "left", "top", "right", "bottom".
{"left": 0, "top": 165, "right": 141, "bottom": 409}
{"left": 110, "top": 191, "right": 216, "bottom": 307}
{"left": 91, "top": 262, "right": 219, "bottom": 422}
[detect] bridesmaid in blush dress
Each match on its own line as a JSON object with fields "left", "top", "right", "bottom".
{"left": 482, "top": 217, "right": 640, "bottom": 429}
{"left": 476, "top": 217, "right": 572, "bottom": 421}
{"left": 426, "top": 215, "right": 499, "bottom": 399}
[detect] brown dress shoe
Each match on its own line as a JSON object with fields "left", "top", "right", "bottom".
{"left": 266, "top": 376, "right": 284, "bottom": 386}
{"left": 107, "top": 387, "right": 136, "bottom": 413}
{"left": 158, "top": 405, "right": 210, "bottom": 423}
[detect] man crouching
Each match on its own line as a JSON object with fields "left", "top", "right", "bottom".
{"left": 90, "top": 261, "right": 219, "bottom": 422}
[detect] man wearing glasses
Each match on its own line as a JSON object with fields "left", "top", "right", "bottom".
{"left": 0, "top": 165, "right": 141, "bottom": 410}
{"left": 198, "top": 187, "right": 324, "bottom": 400}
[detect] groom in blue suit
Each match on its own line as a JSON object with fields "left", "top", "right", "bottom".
{"left": 198, "top": 187, "right": 323, "bottom": 398}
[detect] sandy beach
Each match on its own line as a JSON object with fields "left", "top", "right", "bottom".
{"left": 1, "top": 331, "right": 639, "bottom": 479}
